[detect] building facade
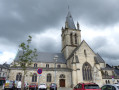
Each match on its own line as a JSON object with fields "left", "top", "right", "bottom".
{"left": 9, "top": 11, "right": 119, "bottom": 87}
{"left": 0, "top": 63, "right": 9, "bottom": 86}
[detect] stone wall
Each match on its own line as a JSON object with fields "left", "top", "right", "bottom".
{"left": 9, "top": 68, "right": 72, "bottom": 88}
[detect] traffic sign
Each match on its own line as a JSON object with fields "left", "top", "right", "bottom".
{"left": 112, "top": 76, "right": 114, "bottom": 78}
{"left": 37, "top": 68, "right": 42, "bottom": 74}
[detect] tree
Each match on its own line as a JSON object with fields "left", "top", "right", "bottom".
{"left": 18, "top": 36, "right": 37, "bottom": 90}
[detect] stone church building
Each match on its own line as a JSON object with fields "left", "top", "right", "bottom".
{"left": 9, "top": 11, "right": 119, "bottom": 87}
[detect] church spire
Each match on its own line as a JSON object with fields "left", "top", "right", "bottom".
{"left": 65, "top": 11, "right": 76, "bottom": 29}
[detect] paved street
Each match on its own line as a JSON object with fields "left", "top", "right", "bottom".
{"left": 0, "top": 86, "right": 72, "bottom": 90}
{"left": 0, "top": 87, "right": 72, "bottom": 90}
{"left": 58, "top": 87, "right": 72, "bottom": 90}
{"left": 0, "top": 86, "right": 3, "bottom": 90}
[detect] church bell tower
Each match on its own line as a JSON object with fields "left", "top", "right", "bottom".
{"left": 61, "top": 11, "right": 81, "bottom": 59}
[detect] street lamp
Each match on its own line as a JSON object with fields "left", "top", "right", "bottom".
{"left": 54, "top": 55, "right": 58, "bottom": 89}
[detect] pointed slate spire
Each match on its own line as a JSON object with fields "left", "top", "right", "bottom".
{"left": 65, "top": 11, "right": 76, "bottom": 29}
{"left": 77, "top": 21, "right": 80, "bottom": 30}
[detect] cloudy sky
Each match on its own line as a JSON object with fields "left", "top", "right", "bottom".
{"left": 0, "top": 0, "right": 119, "bottom": 66}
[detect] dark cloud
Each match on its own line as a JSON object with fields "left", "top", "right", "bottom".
{"left": 86, "top": 35, "right": 119, "bottom": 65}
{"left": 72, "top": 0, "right": 119, "bottom": 27}
{"left": 32, "top": 36, "right": 61, "bottom": 53}
{"left": 0, "top": 0, "right": 119, "bottom": 41}
{"left": 0, "top": 0, "right": 119, "bottom": 65}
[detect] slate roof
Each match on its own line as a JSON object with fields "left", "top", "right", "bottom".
{"left": 94, "top": 53, "right": 105, "bottom": 63}
{"left": 0, "top": 63, "right": 10, "bottom": 69}
{"left": 114, "top": 68, "right": 119, "bottom": 75}
{"left": 101, "top": 64, "right": 114, "bottom": 70}
{"left": 14, "top": 51, "right": 66, "bottom": 64}
{"left": 66, "top": 11, "right": 76, "bottom": 29}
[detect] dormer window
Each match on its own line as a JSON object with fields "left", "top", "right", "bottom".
{"left": 34, "top": 63, "right": 37, "bottom": 67}
{"left": 46, "top": 64, "right": 49, "bottom": 68}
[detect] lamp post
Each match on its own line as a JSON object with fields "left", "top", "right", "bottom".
{"left": 54, "top": 55, "right": 58, "bottom": 89}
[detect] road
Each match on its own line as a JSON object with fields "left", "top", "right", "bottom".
{"left": 0, "top": 86, "right": 3, "bottom": 90}
{"left": 58, "top": 87, "right": 72, "bottom": 90}
{"left": 0, "top": 87, "right": 72, "bottom": 90}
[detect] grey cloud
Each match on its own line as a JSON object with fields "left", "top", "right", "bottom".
{"left": 0, "top": 0, "right": 119, "bottom": 65}
{"left": 87, "top": 36, "right": 119, "bottom": 65}
{"left": 32, "top": 36, "right": 61, "bottom": 53}
{"left": 1, "top": 0, "right": 119, "bottom": 41}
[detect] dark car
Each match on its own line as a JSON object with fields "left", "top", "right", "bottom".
{"left": 73, "top": 83, "right": 101, "bottom": 90}
{"left": 29, "top": 83, "right": 38, "bottom": 90}
{"left": 50, "top": 83, "right": 57, "bottom": 90}
{"left": 101, "top": 84, "right": 119, "bottom": 90}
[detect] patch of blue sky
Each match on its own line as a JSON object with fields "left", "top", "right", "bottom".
{"left": 0, "top": 51, "right": 3, "bottom": 54}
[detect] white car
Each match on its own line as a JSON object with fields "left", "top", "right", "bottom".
{"left": 17, "top": 81, "right": 21, "bottom": 89}
{"left": 39, "top": 83, "right": 47, "bottom": 90}
{"left": 101, "top": 84, "right": 119, "bottom": 90}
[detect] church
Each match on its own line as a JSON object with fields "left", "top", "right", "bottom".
{"left": 9, "top": 11, "right": 119, "bottom": 87}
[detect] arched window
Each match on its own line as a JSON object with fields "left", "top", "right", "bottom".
{"left": 70, "top": 33, "right": 73, "bottom": 45}
{"left": 16, "top": 73, "right": 22, "bottom": 81}
{"left": 105, "top": 80, "right": 107, "bottom": 84}
{"left": 32, "top": 73, "right": 37, "bottom": 82}
{"left": 112, "top": 71, "right": 115, "bottom": 76}
{"left": 34, "top": 63, "right": 37, "bottom": 67}
{"left": 60, "top": 74, "right": 65, "bottom": 78}
{"left": 108, "top": 80, "right": 110, "bottom": 84}
{"left": 46, "top": 64, "right": 49, "bottom": 68}
{"left": 47, "top": 73, "right": 51, "bottom": 82}
{"left": 74, "top": 34, "right": 77, "bottom": 44}
{"left": 57, "top": 65, "right": 61, "bottom": 68}
{"left": 105, "top": 71, "right": 108, "bottom": 76}
{"left": 82, "top": 62, "right": 92, "bottom": 81}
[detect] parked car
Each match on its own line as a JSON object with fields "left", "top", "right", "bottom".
{"left": 101, "top": 84, "right": 119, "bottom": 90}
{"left": 16, "top": 81, "right": 21, "bottom": 90}
{"left": 4, "top": 80, "right": 16, "bottom": 90}
{"left": 50, "top": 83, "right": 57, "bottom": 90}
{"left": 38, "top": 83, "right": 47, "bottom": 90}
{"left": 29, "top": 83, "right": 38, "bottom": 90}
{"left": 73, "top": 83, "right": 101, "bottom": 90}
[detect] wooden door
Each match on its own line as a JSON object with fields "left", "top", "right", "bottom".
{"left": 60, "top": 79, "right": 65, "bottom": 87}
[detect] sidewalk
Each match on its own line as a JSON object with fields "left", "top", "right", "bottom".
{"left": 0, "top": 86, "right": 3, "bottom": 90}
{"left": 58, "top": 87, "right": 72, "bottom": 90}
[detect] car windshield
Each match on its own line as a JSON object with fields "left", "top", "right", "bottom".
{"left": 40, "top": 84, "right": 45, "bottom": 85}
{"left": 51, "top": 83, "right": 56, "bottom": 86}
{"left": 30, "top": 83, "right": 36, "bottom": 85}
{"left": 85, "top": 85, "right": 100, "bottom": 89}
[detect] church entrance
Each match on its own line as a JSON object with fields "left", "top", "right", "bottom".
{"left": 60, "top": 79, "right": 65, "bottom": 87}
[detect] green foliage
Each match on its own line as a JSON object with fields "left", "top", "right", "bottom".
{"left": 13, "top": 64, "right": 17, "bottom": 68}
{"left": 17, "top": 35, "right": 38, "bottom": 90}
{"left": 18, "top": 35, "right": 37, "bottom": 70}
